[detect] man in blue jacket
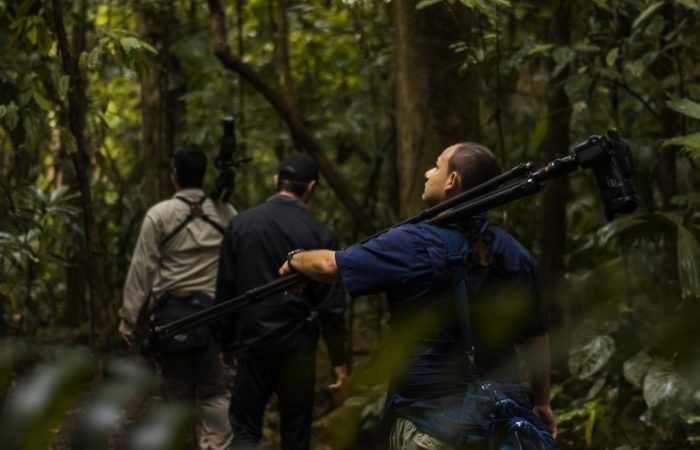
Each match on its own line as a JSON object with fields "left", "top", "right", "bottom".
{"left": 279, "top": 143, "right": 557, "bottom": 449}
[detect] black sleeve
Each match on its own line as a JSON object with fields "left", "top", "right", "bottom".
{"left": 310, "top": 232, "right": 348, "bottom": 366}
{"left": 214, "top": 219, "right": 238, "bottom": 350}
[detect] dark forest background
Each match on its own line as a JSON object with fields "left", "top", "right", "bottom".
{"left": 1, "top": 0, "right": 700, "bottom": 449}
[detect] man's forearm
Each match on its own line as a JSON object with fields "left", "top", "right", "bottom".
{"left": 523, "top": 333, "right": 552, "bottom": 405}
{"left": 280, "top": 249, "right": 340, "bottom": 283}
{"left": 523, "top": 333, "right": 558, "bottom": 437}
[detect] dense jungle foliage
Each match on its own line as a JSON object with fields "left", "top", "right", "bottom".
{"left": 1, "top": 0, "right": 700, "bottom": 449}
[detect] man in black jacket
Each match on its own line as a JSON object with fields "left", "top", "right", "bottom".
{"left": 215, "top": 153, "right": 348, "bottom": 450}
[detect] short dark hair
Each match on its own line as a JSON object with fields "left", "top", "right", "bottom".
{"left": 448, "top": 142, "right": 502, "bottom": 192}
{"left": 172, "top": 147, "right": 207, "bottom": 188}
{"left": 276, "top": 179, "right": 309, "bottom": 197}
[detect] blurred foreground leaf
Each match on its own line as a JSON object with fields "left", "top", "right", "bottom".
{"left": 72, "top": 358, "right": 158, "bottom": 450}
{"left": 123, "top": 403, "right": 197, "bottom": 450}
{"left": 0, "top": 349, "right": 94, "bottom": 450}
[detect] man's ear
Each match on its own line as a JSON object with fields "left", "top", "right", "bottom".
{"left": 170, "top": 167, "right": 178, "bottom": 189}
{"left": 445, "top": 171, "right": 460, "bottom": 195}
{"left": 303, "top": 180, "right": 317, "bottom": 201}
{"left": 306, "top": 180, "right": 317, "bottom": 193}
{"left": 274, "top": 175, "right": 279, "bottom": 190}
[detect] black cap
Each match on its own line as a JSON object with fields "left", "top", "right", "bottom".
{"left": 278, "top": 153, "right": 319, "bottom": 183}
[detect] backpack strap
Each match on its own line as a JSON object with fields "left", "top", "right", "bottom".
{"left": 435, "top": 225, "right": 496, "bottom": 375}
{"left": 159, "top": 196, "right": 226, "bottom": 247}
{"left": 435, "top": 227, "right": 477, "bottom": 371}
{"left": 469, "top": 228, "right": 494, "bottom": 268}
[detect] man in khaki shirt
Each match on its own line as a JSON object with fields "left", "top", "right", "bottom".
{"left": 120, "top": 147, "right": 235, "bottom": 450}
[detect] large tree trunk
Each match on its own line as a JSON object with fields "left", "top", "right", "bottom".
{"left": 393, "top": 2, "right": 480, "bottom": 217}
{"left": 538, "top": 0, "right": 571, "bottom": 322}
{"left": 136, "top": 0, "right": 184, "bottom": 204}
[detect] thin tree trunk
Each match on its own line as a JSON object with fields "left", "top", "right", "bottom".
{"left": 393, "top": 2, "right": 481, "bottom": 217}
{"left": 649, "top": 3, "right": 680, "bottom": 300}
{"left": 538, "top": 0, "right": 571, "bottom": 322}
{"left": 50, "top": 0, "right": 106, "bottom": 347}
{"left": 272, "top": 0, "right": 297, "bottom": 110}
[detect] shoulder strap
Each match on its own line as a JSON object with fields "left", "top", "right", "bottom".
{"left": 435, "top": 226, "right": 496, "bottom": 374}
{"left": 470, "top": 228, "right": 494, "bottom": 268}
{"left": 434, "top": 227, "right": 474, "bottom": 347}
{"left": 159, "top": 196, "right": 225, "bottom": 247}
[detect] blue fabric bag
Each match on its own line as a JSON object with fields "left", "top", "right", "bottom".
{"left": 405, "top": 381, "right": 554, "bottom": 449}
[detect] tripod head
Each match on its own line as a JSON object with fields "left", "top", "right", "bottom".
{"left": 573, "top": 129, "right": 637, "bottom": 221}
{"left": 210, "top": 116, "right": 252, "bottom": 202}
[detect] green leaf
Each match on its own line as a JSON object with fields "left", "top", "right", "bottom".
{"left": 94, "top": 150, "right": 109, "bottom": 175}
{"left": 657, "top": 211, "right": 700, "bottom": 298}
{"left": 17, "top": 0, "right": 37, "bottom": 18}
{"left": 623, "top": 351, "right": 653, "bottom": 389}
{"left": 22, "top": 116, "right": 39, "bottom": 144}
{"left": 118, "top": 36, "right": 157, "bottom": 56}
{"left": 568, "top": 335, "right": 615, "bottom": 379}
{"left": 0, "top": 105, "right": 6, "bottom": 119}
{"left": 119, "top": 36, "right": 141, "bottom": 53}
{"left": 643, "top": 359, "right": 690, "bottom": 409}
{"left": 633, "top": 1, "right": 665, "bottom": 29}
{"left": 416, "top": 0, "right": 444, "bottom": 10}
{"left": 32, "top": 89, "right": 53, "bottom": 112}
{"left": 625, "top": 59, "right": 646, "bottom": 78}
{"left": 605, "top": 47, "right": 619, "bottom": 66}
{"left": 666, "top": 97, "right": 700, "bottom": 121}
{"left": 4, "top": 102, "right": 19, "bottom": 131}
{"left": 527, "top": 43, "right": 555, "bottom": 56}
{"left": 528, "top": 117, "right": 548, "bottom": 150}
{"left": 552, "top": 45, "right": 575, "bottom": 66}
{"left": 87, "top": 47, "right": 103, "bottom": 71}
{"left": 27, "top": 23, "right": 38, "bottom": 45}
{"left": 61, "top": 128, "right": 78, "bottom": 155}
{"left": 58, "top": 75, "right": 70, "bottom": 98}
{"left": 574, "top": 43, "right": 601, "bottom": 52}
{"left": 49, "top": 185, "right": 70, "bottom": 204}
{"left": 662, "top": 132, "right": 700, "bottom": 157}
{"left": 675, "top": 0, "right": 698, "bottom": 10}
{"left": 592, "top": 0, "right": 611, "bottom": 10}
{"left": 615, "top": 212, "right": 700, "bottom": 298}
{"left": 677, "top": 223, "right": 700, "bottom": 297}
{"left": 585, "top": 408, "right": 596, "bottom": 446}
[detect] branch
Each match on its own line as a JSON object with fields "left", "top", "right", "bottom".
{"left": 206, "top": 0, "right": 373, "bottom": 233}
{"left": 601, "top": 77, "right": 663, "bottom": 125}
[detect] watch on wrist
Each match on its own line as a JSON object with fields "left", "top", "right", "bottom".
{"left": 287, "top": 249, "right": 304, "bottom": 272}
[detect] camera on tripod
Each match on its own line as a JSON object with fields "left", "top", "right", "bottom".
{"left": 573, "top": 129, "right": 637, "bottom": 221}
{"left": 210, "top": 116, "right": 252, "bottom": 202}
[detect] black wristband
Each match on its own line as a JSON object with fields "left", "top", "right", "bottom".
{"left": 287, "top": 249, "right": 304, "bottom": 272}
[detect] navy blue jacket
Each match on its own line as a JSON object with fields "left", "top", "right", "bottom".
{"left": 335, "top": 217, "right": 545, "bottom": 414}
